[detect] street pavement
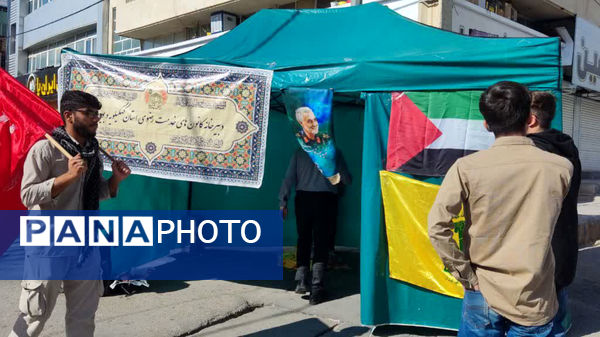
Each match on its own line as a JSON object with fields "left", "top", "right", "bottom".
{"left": 578, "top": 196, "right": 600, "bottom": 248}
{"left": 1, "top": 197, "right": 600, "bottom": 336}
{"left": 0, "top": 245, "right": 599, "bottom": 336}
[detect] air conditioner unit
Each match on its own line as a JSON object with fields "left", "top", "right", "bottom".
{"left": 210, "top": 11, "right": 238, "bottom": 33}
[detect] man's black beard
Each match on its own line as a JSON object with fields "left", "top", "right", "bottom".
{"left": 73, "top": 120, "right": 95, "bottom": 140}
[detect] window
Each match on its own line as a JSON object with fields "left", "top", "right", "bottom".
{"left": 40, "top": 51, "right": 47, "bottom": 68}
{"left": 27, "top": 55, "right": 33, "bottom": 73}
{"left": 75, "top": 40, "right": 84, "bottom": 52}
{"left": 122, "top": 39, "right": 131, "bottom": 51}
{"left": 9, "top": 23, "right": 15, "bottom": 54}
{"left": 28, "top": 0, "right": 52, "bottom": 14}
{"left": 36, "top": 53, "right": 42, "bottom": 69}
{"left": 48, "top": 50, "right": 54, "bottom": 66}
{"left": 27, "top": 30, "right": 96, "bottom": 72}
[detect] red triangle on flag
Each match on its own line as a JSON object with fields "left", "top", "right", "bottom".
{"left": 386, "top": 92, "right": 442, "bottom": 171}
{"left": 0, "top": 68, "right": 63, "bottom": 210}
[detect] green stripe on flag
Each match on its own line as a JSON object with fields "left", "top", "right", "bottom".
{"left": 406, "top": 91, "right": 484, "bottom": 120}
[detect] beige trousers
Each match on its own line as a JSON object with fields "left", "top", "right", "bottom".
{"left": 8, "top": 280, "right": 103, "bottom": 337}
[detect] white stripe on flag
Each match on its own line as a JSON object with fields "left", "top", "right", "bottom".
{"left": 427, "top": 118, "right": 494, "bottom": 151}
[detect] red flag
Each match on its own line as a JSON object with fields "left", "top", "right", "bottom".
{"left": 386, "top": 92, "right": 442, "bottom": 171}
{"left": 0, "top": 68, "right": 63, "bottom": 210}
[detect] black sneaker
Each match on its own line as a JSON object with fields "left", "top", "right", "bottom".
{"left": 309, "top": 288, "right": 326, "bottom": 305}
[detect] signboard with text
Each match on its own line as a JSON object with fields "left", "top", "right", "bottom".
{"left": 573, "top": 17, "right": 600, "bottom": 92}
{"left": 17, "top": 66, "right": 59, "bottom": 102}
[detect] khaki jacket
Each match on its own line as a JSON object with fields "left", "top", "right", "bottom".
{"left": 428, "top": 136, "right": 572, "bottom": 326}
{"left": 21, "top": 139, "right": 110, "bottom": 211}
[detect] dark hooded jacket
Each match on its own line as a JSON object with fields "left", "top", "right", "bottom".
{"left": 528, "top": 129, "right": 581, "bottom": 291}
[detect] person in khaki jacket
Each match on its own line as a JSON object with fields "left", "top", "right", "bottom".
{"left": 9, "top": 90, "right": 130, "bottom": 337}
{"left": 428, "top": 81, "right": 573, "bottom": 336}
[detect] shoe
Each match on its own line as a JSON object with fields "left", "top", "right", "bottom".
{"left": 309, "top": 262, "right": 326, "bottom": 305}
{"left": 309, "top": 288, "right": 326, "bottom": 305}
{"left": 294, "top": 266, "right": 309, "bottom": 294}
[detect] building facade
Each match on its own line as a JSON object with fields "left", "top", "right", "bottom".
{"left": 7, "top": 0, "right": 109, "bottom": 107}
{"left": 0, "top": 1, "right": 8, "bottom": 70}
{"left": 108, "top": 0, "right": 346, "bottom": 56}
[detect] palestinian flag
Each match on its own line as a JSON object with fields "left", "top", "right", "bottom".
{"left": 386, "top": 91, "right": 494, "bottom": 176}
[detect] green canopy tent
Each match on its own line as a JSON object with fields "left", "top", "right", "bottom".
{"left": 95, "top": 2, "right": 561, "bottom": 329}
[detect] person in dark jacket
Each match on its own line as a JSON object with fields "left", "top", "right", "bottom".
{"left": 527, "top": 91, "right": 582, "bottom": 337}
{"left": 279, "top": 149, "right": 351, "bottom": 305}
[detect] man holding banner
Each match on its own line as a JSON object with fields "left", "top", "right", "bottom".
{"left": 428, "top": 82, "right": 572, "bottom": 336}
{"left": 9, "top": 90, "right": 130, "bottom": 337}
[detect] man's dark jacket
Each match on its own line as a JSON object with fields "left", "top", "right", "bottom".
{"left": 528, "top": 129, "right": 582, "bottom": 291}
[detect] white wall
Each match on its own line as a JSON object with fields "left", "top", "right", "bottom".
{"left": 362, "top": 0, "right": 419, "bottom": 21}
{"left": 23, "top": 0, "right": 101, "bottom": 50}
{"left": 451, "top": 0, "right": 545, "bottom": 38}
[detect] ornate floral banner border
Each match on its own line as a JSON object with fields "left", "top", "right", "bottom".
{"left": 58, "top": 51, "right": 273, "bottom": 188}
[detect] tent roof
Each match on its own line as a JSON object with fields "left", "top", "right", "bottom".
{"left": 179, "top": 3, "right": 561, "bottom": 92}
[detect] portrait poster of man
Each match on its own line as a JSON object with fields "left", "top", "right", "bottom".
{"left": 283, "top": 88, "right": 339, "bottom": 184}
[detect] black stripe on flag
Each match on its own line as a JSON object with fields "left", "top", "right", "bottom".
{"left": 397, "top": 149, "right": 478, "bottom": 177}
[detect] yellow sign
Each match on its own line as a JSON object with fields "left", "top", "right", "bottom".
{"left": 36, "top": 74, "right": 57, "bottom": 97}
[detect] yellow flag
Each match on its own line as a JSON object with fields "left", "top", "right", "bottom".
{"left": 380, "top": 171, "right": 464, "bottom": 299}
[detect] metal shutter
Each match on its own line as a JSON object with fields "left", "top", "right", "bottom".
{"left": 562, "top": 93, "right": 575, "bottom": 136}
{"left": 579, "top": 97, "right": 600, "bottom": 172}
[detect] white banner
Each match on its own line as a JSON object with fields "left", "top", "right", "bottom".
{"left": 58, "top": 50, "right": 273, "bottom": 188}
